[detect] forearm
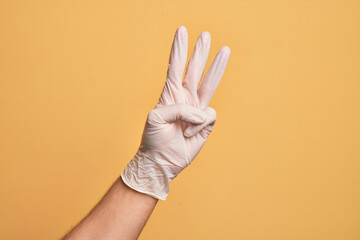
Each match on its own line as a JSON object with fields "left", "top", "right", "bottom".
{"left": 62, "top": 176, "right": 158, "bottom": 240}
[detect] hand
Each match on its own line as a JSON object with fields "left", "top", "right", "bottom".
{"left": 121, "top": 26, "right": 230, "bottom": 200}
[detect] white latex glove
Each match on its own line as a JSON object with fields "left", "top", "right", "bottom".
{"left": 121, "top": 26, "right": 230, "bottom": 200}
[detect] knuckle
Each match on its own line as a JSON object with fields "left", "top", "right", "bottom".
{"left": 147, "top": 109, "right": 159, "bottom": 125}
{"left": 207, "top": 107, "right": 217, "bottom": 120}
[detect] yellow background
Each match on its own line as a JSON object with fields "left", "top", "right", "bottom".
{"left": 1, "top": 0, "right": 359, "bottom": 239}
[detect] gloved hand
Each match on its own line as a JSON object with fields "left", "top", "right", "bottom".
{"left": 121, "top": 26, "right": 230, "bottom": 200}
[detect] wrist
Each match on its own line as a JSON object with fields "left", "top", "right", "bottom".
{"left": 121, "top": 149, "right": 181, "bottom": 201}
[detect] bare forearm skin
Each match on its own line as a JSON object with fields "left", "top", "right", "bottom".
{"left": 62, "top": 176, "right": 158, "bottom": 240}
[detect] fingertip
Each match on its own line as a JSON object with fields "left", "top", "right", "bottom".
{"left": 184, "top": 130, "right": 191, "bottom": 138}
{"left": 205, "top": 106, "right": 217, "bottom": 119}
{"left": 200, "top": 31, "right": 211, "bottom": 44}
{"left": 177, "top": 25, "right": 187, "bottom": 32}
{"left": 184, "top": 127, "right": 193, "bottom": 138}
{"left": 220, "top": 46, "right": 231, "bottom": 56}
{"left": 177, "top": 26, "right": 188, "bottom": 39}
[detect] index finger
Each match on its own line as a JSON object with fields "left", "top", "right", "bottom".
{"left": 158, "top": 26, "right": 188, "bottom": 106}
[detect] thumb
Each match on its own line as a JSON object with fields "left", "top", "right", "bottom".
{"left": 183, "top": 107, "right": 217, "bottom": 137}
{"left": 148, "top": 103, "right": 207, "bottom": 125}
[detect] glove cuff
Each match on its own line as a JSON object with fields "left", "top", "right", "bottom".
{"left": 121, "top": 149, "right": 181, "bottom": 201}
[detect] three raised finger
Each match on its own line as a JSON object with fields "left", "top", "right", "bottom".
{"left": 158, "top": 26, "right": 188, "bottom": 105}
{"left": 182, "top": 31, "right": 211, "bottom": 105}
{"left": 197, "top": 46, "right": 231, "bottom": 109}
